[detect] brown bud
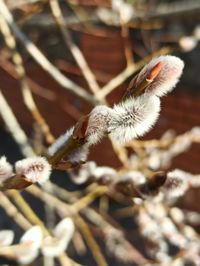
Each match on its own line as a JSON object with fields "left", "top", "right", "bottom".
{"left": 2, "top": 175, "right": 33, "bottom": 190}
{"left": 114, "top": 180, "right": 139, "bottom": 198}
{"left": 138, "top": 172, "right": 167, "bottom": 197}
{"left": 55, "top": 159, "right": 85, "bottom": 170}
{"left": 146, "top": 62, "right": 163, "bottom": 82}
{"left": 73, "top": 115, "right": 89, "bottom": 140}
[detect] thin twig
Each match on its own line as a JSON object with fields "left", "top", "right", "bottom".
{"left": 71, "top": 186, "right": 108, "bottom": 212}
{"left": 74, "top": 214, "right": 108, "bottom": 266}
{"left": 0, "top": 191, "right": 31, "bottom": 230}
{"left": 46, "top": 181, "right": 83, "bottom": 200}
{"left": 0, "top": 55, "right": 56, "bottom": 101}
{"left": 0, "top": 0, "right": 96, "bottom": 104}
{"left": 0, "top": 90, "right": 35, "bottom": 157}
{"left": 26, "top": 184, "right": 109, "bottom": 215}
{"left": 49, "top": 0, "right": 103, "bottom": 100}
{"left": 0, "top": 13, "right": 55, "bottom": 144}
{"left": 128, "top": 128, "right": 200, "bottom": 149}
{"left": 6, "top": 190, "right": 49, "bottom": 235}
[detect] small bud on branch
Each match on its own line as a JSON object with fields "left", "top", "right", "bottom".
{"left": 46, "top": 55, "right": 184, "bottom": 169}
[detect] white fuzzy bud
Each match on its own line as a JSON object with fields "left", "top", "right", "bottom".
{"left": 138, "top": 210, "right": 162, "bottom": 241}
{"left": 85, "top": 105, "right": 112, "bottom": 145}
{"left": 162, "top": 169, "right": 189, "bottom": 199}
{"left": 42, "top": 218, "right": 75, "bottom": 257}
{"left": 20, "top": 226, "right": 43, "bottom": 250}
{"left": 160, "top": 217, "right": 187, "bottom": 248}
{"left": 112, "top": 0, "right": 134, "bottom": 23}
{"left": 68, "top": 144, "right": 89, "bottom": 164}
{"left": 48, "top": 127, "right": 89, "bottom": 164}
{"left": 0, "top": 156, "right": 13, "bottom": 183}
{"left": 93, "top": 166, "right": 117, "bottom": 180}
{"left": 0, "top": 230, "right": 14, "bottom": 246}
{"left": 108, "top": 95, "right": 160, "bottom": 143}
{"left": 179, "top": 36, "right": 198, "bottom": 52}
{"left": 15, "top": 157, "right": 51, "bottom": 184}
{"left": 48, "top": 106, "right": 112, "bottom": 165}
{"left": 48, "top": 127, "right": 74, "bottom": 156}
{"left": 69, "top": 162, "right": 117, "bottom": 185}
{"left": 18, "top": 226, "right": 43, "bottom": 265}
{"left": 170, "top": 208, "right": 185, "bottom": 224}
{"left": 69, "top": 161, "right": 97, "bottom": 185}
{"left": 119, "top": 171, "right": 146, "bottom": 186}
{"left": 135, "top": 55, "right": 184, "bottom": 97}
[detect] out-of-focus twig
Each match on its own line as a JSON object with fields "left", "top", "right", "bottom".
{"left": 6, "top": 190, "right": 49, "bottom": 235}
{"left": 129, "top": 128, "right": 200, "bottom": 149}
{"left": 0, "top": 0, "right": 96, "bottom": 104}
{"left": 74, "top": 215, "right": 108, "bottom": 266}
{"left": 147, "top": 0, "right": 200, "bottom": 20}
{"left": 0, "top": 13, "right": 55, "bottom": 144}
{"left": 6, "top": 0, "right": 46, "bottom": 10}
{"left": 49, "top": 0, "right": 103, "bottom": 101}
{"left": 0, "top": 191, "right": 31, "bottom": 230}
{"left": 0, "top": 90, "right": 35, "bottom": 157}
{"left": 27, "top": 184, "right": 109, "bottom": 215}
{"left": 71, "top": 186, "right": 108, "bottom": 212}
{"left": 0, "top": 55, "right": 55, "bottom": 101}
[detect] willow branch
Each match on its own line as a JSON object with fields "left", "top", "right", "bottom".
{"left": 96, "top": 46, "right": 173, "bottom": 99}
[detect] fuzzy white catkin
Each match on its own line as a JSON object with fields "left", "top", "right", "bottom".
{"left": 48, "top": 127, "right": 74, "bottom": 156}
{"left": 85, "top": 105, "right": 113, "bottom": 145}
{"left": 0, "top": 156, "right": 13, "bottom": 182}
{"left": 0, "top": 230, "right": 14, "bottom": 246}
{"left": 136, "top": 55, "right": 184, "bottom": 97}
{"left": 15, "top": 157, "right": 51, "bottom": 184}
{"left": 179, "top": 36, "right": 198, "bottom": 52}
{"left": 68, "top": 144, "right": 90, "bottom": 164}
{"left": 42, "top": 218, "right": 75, "bottom": 257}
{"left": 162, "top": 169, "right": 190, "bottom": 199}
{"left": 108, "top": 95, "right": 160, "bottom": 143}
{"left": 93, "top": 166, "right": 117, "bottom": 180}
{"left": 18, "top": 226, "right": 43, "bottom": 265}
{"left": 69, "top": 161, "right": 97, "bottom": 185}
{"left": 117, "top": 171, "right": 146, "bottom": 186}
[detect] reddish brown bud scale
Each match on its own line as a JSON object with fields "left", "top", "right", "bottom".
{"left": 147, "top": 61, "right": 164, "bottom": 81}
{"left": 55, "top": 160, "right": 85, "bottom": 170}
{"left": 2, "top": 175, "right": 33, "bottom": 190}
{"left": 73, "top": 115, "right": 89, "bottom": 140}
